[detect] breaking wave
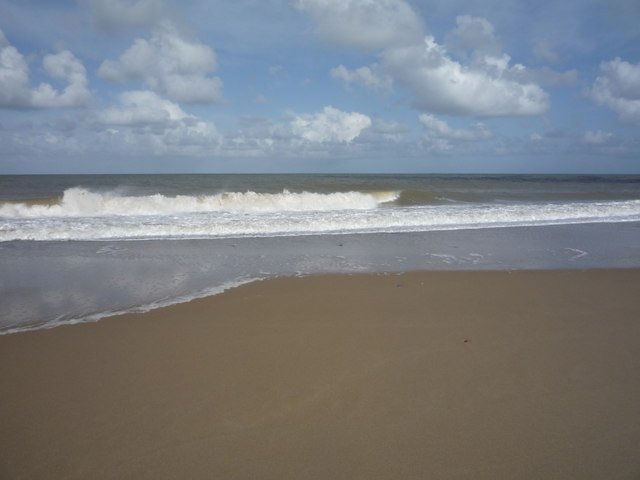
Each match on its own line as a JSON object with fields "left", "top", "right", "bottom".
{"left": 0, "top": 188, "right": 400, "bottom": 218}
{"left": 1, "top": 186, "right": 639, "bottom": 242}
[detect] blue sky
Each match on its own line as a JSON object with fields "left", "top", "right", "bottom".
{"left": 1, "top": 0, "right": 639, "bottom": 174}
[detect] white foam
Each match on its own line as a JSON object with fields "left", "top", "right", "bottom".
{"left": 1, "top": 194, "right": 639, "bottom": 242}
{"left": 0, "top": 188, "right": 400, "bottom": 218}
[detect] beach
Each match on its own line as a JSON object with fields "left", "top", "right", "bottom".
{"left": 3, "top": 0, "right": 640, "bottom": 475}
{"left": 3, "top": 174, "right": 640, "bottom": 333}
{"left": 2, "top": 269, "right": 639, "bottom": 479}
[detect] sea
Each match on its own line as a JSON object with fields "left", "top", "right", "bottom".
{"left": 1, "top": 173, "right": 640, "bottom": 333}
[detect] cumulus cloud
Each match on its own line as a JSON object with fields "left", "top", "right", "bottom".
{"left": 96, "top": 90, "right": 220, "bottom": 155}
{"left": 330, "top": 64, "right": 392, "bottom": 91}
{"left": 297, "top": 7, "right": 551, "bottom": 117}
{"left": 291, "top": 106, "right": 372, "bottom": 143}
{"left": 0, "top": 31, "right": 31, "bottom": 108}
{"left": 97, "top": 90, "right": 189, "bottom": 125}
{"left": 0, "top": 30, "right": 90, "bottom": 109}
{"left": 81, "top": 0, "right": 165, "bottom": 30}
{"left": 444, "top": 16, "right": 576, "bottom": 87}
{"left": 419, "top": 113, "right": 492, "bottom": 150}
{"left": 98, "top": 21, "right": 223, "bottom": 104}
{"left": 382, "top": 35, "right": 549, "bottom": 116}
{"left": 33, "top": 51, "right": 91, "bottom": 108}
{"left": 356, "top": 118, "right": 409, "bottom": 144}
{"left": 292, "top": 0, "right": 423, "bottom": 50}
{"left": 3, "top": 129, "right": 86, "bottom": 157}
{"left": 216, "top": 111, "right": 403, "bottom": 157}
{"left": 586, "top": 58, "right": 640, "bottom": 124}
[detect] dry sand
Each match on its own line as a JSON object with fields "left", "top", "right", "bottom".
{"left": 1, "top": 269, "right": 640, "bottom": 479}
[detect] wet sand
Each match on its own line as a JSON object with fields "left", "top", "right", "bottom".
{"left": 1, "top": 269, "right": 640, "bottom": 479}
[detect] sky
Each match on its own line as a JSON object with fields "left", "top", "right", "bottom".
{"left": 0, "top": 0, "right": 639, "bottom": 174}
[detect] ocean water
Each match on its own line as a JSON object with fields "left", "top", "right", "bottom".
{"left": 2, "top": 174, "right": 640, "bottom": 241}
{"left": 1, "top": 174, "right": 640, "bottom": 333}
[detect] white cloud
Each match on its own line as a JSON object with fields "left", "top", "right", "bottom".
{"left": 217, "top": 112, "right": 404, "bottom": 157}
{"left": 32, "top": 51, "right": 91, "bottom": 108}
{"left": 382, "top": 36, "right": 549, "bottom": 116}
{"left": 0, "top": 31, "right": 31, "bottom": 108}
{"left": 330, "top": 64, "right": 392, "bottom": 91}
{"left": 419, "top": 114, "right": 492, "bottom": 141}
{"left": 357, "top": 118, "right": 409, "bottom": 143}
{"left": 98, "top": 21, "right": 223, "bottom": 104}
{"left": 586, "top": 58, "right": 640, "bottom": 124}
{"left": 81, "top": 0, "right": 165, "bottom": 30}
{"left": 218, "top": 118, "right": 291, "bottom": 157}
{"left": 444, "top": 17, "right": 575, "bottom": 88}
{"left": 291, "top": 106, "right": 372, "bottom": 143}
{"left": 96, "top": 90, "right": 220, "bottom": 155}
{"left": 419, "top": 113, "right": 493, "bottom": 152}
{"left": 4, "top": 130, "right": 86, "bottom": 156}
{"left": 295, "top": 8, "right": 550, "bottom": 117}
{"left": 0, "top": 30, "right": 90, "bottom": 109}
{"left": 292, "top": 0, "right": 423, "bottom": 50}
{"left": 97, "top": 90, "right": 188, "bottom": 125}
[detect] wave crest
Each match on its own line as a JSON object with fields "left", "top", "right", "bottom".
{"left": 0, "top": 188, "right": 400, "bottom": 218}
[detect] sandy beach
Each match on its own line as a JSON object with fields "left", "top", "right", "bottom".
{"left": 1, "top": 269, "right": 640, "bottom": 479}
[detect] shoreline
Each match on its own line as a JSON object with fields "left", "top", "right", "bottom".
{"left": 2, "top": 269, "right": 640, "bottom": 479}
{"left": 2, "top": 264, "right": 640, "bottom": 337}
{"left": 3, "top": 221, "right": 640, "bottom": 333}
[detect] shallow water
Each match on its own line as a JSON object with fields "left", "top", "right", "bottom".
{"left": 2, "top": 222, "right": 639, "bottom": 333}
